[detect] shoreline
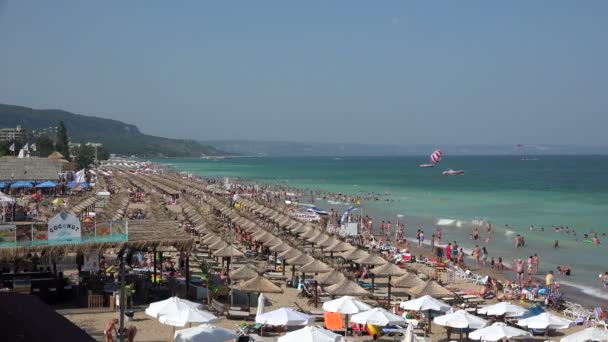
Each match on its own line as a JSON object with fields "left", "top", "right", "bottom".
{"left": 158, "top": 161, "right": 608, "bottom": 306}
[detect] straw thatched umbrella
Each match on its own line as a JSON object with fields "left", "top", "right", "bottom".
{"left": 263, "top": 237, "right": 283, "bottom": 248}
{"left": 391, "top": 273, "right": 425, "bottom": 290}
{"left": 407, "top": 280, "right": 453, "bottom": 298}
{"left": 209, "top": 240, "right": 228, "bottom": 251}
{"left": 300, "top": 259, "right": 332, "bottom": 274}
{"left": 278, "top": 249, "right": 302, "bottom": 260}
{"left": 326, "top": 279, "right": 369, "bottom": 297}
{"left": 255, "top": 233, "right": 277, "bottom": 244}
{"left": 297, "top": 226, "right": 317, "bottom": 237}
{"left": 317, "top": 271, "right": 347, "bottom": 286}
{"left": 355, "top": 254, "right": 386, "bottom": 293}
{"left": 324, "top": 241, "right": 352, "bottom": 253}
{"left": 239, "top": 275, "right": 283, "bottom": 294}
{"left": 340, "top": 249, "right": 369, "bottom": 261}
{"left": 370, "top": 263, "right": 407, "bottom": 303}
{"left": 238, "top": 274, "right": 284, "bottom": 312}
{"left": 355, "top": 254, "right": 387, "bottom": 266}
{"left": 292, "top": 224, "right": 312, "bottom": 234}
{"left": 230, "top": 264, "right": 260, "bottom": 281}
{"left": 286, "top": 254, "right": 314, "bottom": 266}
{"left": 213, "top": 245, "right": 245, "bottom": 258}
{"left": 268, "top": 242, "right": 291, "bottom": 253}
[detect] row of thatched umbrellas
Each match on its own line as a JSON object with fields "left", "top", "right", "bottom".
{"left": 198, "top": 194, "right": 455, "bottom": 304}
{"left": 137, "top": 171, "right": 457, "bottom": 305}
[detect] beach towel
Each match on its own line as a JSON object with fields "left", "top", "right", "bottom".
{"left": 324, "top": 312, "right": 343, "bottom": 330}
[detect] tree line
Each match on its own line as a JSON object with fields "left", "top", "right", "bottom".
{"left": 0, "top": 121, "right": 110, "bottom": 168}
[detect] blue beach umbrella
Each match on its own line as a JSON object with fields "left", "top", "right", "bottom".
{"left": 67, "top": 181, "right": 89, "bottom": 189}
{"left": 11, "top": 181, "right": 34, "bottom": 189}
{"left": 0, "top": 182, "right": 7, "bottom": 188}
{"left": 36, "top": 181, "right": 58, "bottom": 188}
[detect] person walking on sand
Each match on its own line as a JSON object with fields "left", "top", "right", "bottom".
{"left": 546, "top": 270, "right": 555, "bottom": 294}
{"left": 481, "top": 246, "right": 489, "bottom": 266}
{"left": 436, "top": 227, "right": 442, "bottom": 244}
{"left": 515, "top": 259, "right": 525, "bottom": 286}
{"left": 527, "top": 256, "right": 534, "bottom": 281}
{"left": 532, "top": 253, "right": 539, "bottom": 274}
{"left": 472, "top": 245, "right": 481, "bottom": 265}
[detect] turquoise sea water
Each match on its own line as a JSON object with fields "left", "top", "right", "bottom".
{"left": 161, "top": 156, "right": 608, "bottom": 301}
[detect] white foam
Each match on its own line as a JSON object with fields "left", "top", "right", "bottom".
{"left": 437, "top": 219, "right": 456, "bottom": 226}
{"left": 456, "top": 220, "right": 463, "bottom": 228}
{"left": 504, "top": 229, "right": 515, "bottom": 236}
{"left": 559, "top": 280, "right": 608, "bottom": 300}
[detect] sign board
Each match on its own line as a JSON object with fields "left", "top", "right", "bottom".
{"left": 289, "top": 211, "right": 320, "bottom": 222}
{"left": 48, "top": 212, "right": 81, "bottom": 241}
{"left": 341, "top": 222, "right": 359, "bottom": 236}
{"left": 83, "top": 251, "right": 100, "bottom": 272}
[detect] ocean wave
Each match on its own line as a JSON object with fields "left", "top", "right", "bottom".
{"left": 504, "top": 229, "right": 515, "bottom": 236}
{"left": 559, "top": 279, "right": 608, "bottom": 300}
{"left": 437, "top": 219, "right": 456, "bottom": 226}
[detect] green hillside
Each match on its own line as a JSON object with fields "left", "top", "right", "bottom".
{"left": 0, "top": 104, "right": 225, "bottom": 157}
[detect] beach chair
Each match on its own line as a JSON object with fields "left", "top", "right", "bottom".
{"left": 473, "top": 275, "right": 489, "bottom": 285}
{"left": 425, "top": 257, "right": 438, "bottom": 267}
{"left": 593, "top": 307, "right": 608, "bottom": 330}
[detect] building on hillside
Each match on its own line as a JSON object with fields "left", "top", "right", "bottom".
{"left": 31, "top": 126, "right": 59, "bottom": 141}
{"left": 0, "top": 125, "right": 29, "bottom": 143}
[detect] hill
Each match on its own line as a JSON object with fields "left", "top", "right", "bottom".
{"left": 0, "top": 104, "right": 225, "bottom": 157}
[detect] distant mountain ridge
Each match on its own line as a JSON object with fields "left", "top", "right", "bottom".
{"left": 0, "top": 104, "right": 225, "bottom": 157}
{"left": 204, "top": 140, "right": 608, "bottom": 157}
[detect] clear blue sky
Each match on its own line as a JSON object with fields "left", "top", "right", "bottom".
{"left": 0, "top": 1, "right": 606, "bottom": 146}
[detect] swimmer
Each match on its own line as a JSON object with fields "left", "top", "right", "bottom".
{"left": 554, "top": 240, "right": 559, "bottom": 249}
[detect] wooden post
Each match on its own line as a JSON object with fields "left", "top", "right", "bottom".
{"left": 153, "top": 248, "right": 157, "bottom": 288}
{"left": 185, "top": 256, "right": 190, "bottom": 295}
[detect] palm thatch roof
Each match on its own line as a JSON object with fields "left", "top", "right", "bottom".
{"left": 317, "top": 270, "right": 347, "bottom": 285}
{"left": 0, "top": 220, "right": 193, "bottom": 260}
{"left": 370, "top": 263, "right": 406, "bottom": 277}
{"left": 268, "top": 242, "right": 291, "bottom": 253}
{"left": 326, "top": 279, "right": 369, "bottom": 296}
{"left": 286, "top": 254, "right": 314, "bottom": 266}
{"left": 238, "top": 275, "right": 283, "bottom": 294}
{"left": 355, "top": 254, "right": 387, "bottom": 266}
{"left": 323, "top": 241, "right": 352, "bottom": 253}
{"left": 406, "top": 280, "right": 453, "bottom": 298}
{"left": 278, "top": 249, "right": 302, "bottom": 260}
{"left": 47, "top": 151, "right": 65, "bottom": 159}
{"left": 340, "top": 249, "right": 369, "bottom": 261}
{"left": 230, "top": 264, "right": 260, "bottom": 280}
{"left": 213, "top": 245, "right": 245, "bottom": 258}
{"left": 300, "top": 259, "right": 332, "bottom": 273}
{"left": 391, "top": 273, "right": 425, "bottom": 288}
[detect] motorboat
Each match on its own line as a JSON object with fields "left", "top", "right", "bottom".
{"left": 442, "top": 169, "right": 465, "bottom": 175}
{"left": 419, "top": 164, "right": 435, "bottom": 168}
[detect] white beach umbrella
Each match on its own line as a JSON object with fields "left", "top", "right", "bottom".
{"left": 174, "top": 324, "right": 237, "bottom": 342}
{"left": 158, "top": 306, "right": 218, "bottom": 327}
{"left": 433, "top": 309, "right": 489, "bottom": 329}
{"left": 255, "top": 307, "right": 315, "bottom": 326}
{"left": 256, "top": 293, "right": 266, "bottom": 321}
{"left": 560, "top": 327, "right": 608, "bottom": 342}
{"left": 145, "top": 296, "right": 202, "bottom": 318}
{"left": 322, "top": 295, "right": 372, "bottom": 315}
{"left": 517, "top": 312, "right": 573, "bottom": 330}
{"left": 400, "top": 295, "right": 450, "bottom": 312}
{"left": 402, "top": 324, "right": 430, "bottom": 342}
{"left": 469, "top": 322, "right": 531, "bottom": 341}
{"left": 351, "top": 308, "right": 405, "bottom": 327}
{"left": 477, "top": 302, "right": 527, "bottom": 317}
{"left": 277, "top": 325, "right": 342, "bottom": 342}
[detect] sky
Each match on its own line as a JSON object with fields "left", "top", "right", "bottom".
{"left": 0, "top": 1, "right": 607, "bottom": 146}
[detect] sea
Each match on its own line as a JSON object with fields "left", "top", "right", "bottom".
{"left": 159, "top": 155, "right": 608, "bottom": 303}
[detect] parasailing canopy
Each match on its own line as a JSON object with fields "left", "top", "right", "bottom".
{"left": 430, "top": 149, "right": 443, "bottom": 164}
